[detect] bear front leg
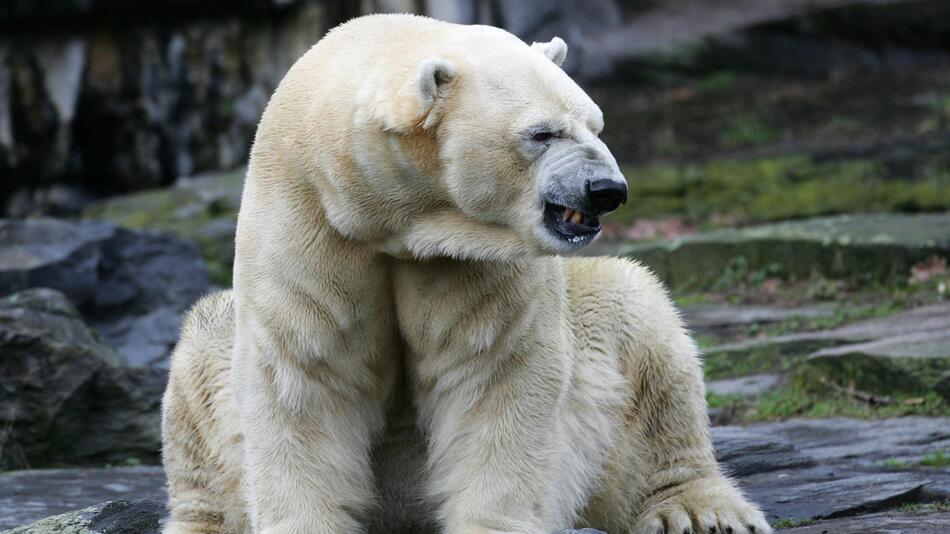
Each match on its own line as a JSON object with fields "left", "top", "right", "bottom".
{"left": 396, "top": 259, "right": 575, "bottom": 534}
{"left": 232, "top": 252, "right": 399, "bottom": 534}
{"left": 233, "top": 347, "right": 392, "bottom": 533}
{"left": 570, "top": 258, "right": 772, "bottom": 534}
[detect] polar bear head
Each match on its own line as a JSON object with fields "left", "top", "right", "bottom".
{"left": 359, "top": 23, "right": 627, "bottom": 260}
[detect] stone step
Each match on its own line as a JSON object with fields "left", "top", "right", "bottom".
{"left": 598, "top": 212, "right": 950, "bottom": 289}
{"left": 704, "top": 303, "right": 950, "bottom": 398}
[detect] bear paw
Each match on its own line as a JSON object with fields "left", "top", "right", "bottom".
{"left": 634, "top": 477, "right": 772, "bottom": 534}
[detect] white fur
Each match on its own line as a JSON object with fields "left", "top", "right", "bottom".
{"left": 161, "top": 14, "right": 772, "bottom": 534}
{"left": 532, "top": 37, "right": 568, "bottom": 67}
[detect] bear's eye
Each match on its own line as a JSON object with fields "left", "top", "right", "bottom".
{"left": 532, "top": 131, "right": 556, "bottom": 143}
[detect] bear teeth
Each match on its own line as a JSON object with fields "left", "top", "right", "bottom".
{"left": 570, "top": 211, "right": 583, "bottom": 224}
{"left": 562, "top": 208, "right": 574, "bottom": 222}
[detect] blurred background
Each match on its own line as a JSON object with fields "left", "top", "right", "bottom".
{"left": 1, "top": 1, "right": 949, "bottom": 532}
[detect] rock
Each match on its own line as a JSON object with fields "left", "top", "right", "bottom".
{"left": 707, "top": 374, "right": 784, "bottom": 398}
{"left": 705, "top": 303, "right": 950, "bottom": 396}
{"left": 0, "top": 1, "right": 346, "bottom": 211}
{"left": 0, "top": 288, "right": 166, "bottom": 469}
{"left": 684, "top": 304, "right": 833, "bottom": 330}
{"left": 713, "top": 417, "right": 950, "bottom": 523}
{"left": 782, "top": 508, "right": 950, "bottom": 533}
{"left": 0, "top": 466, "right": 166, "bottom": 531}
{"left": 3, "top": 498, "right": 164, "bottom": 534}
{"left": 683, "top": 303, "right": 833, "bottom": 340}
{"left": 712, "top": 425, "right": 813, "bottom": 477}
{"left": 807, "top": 329, "right": 950, "bottom": 398}
{"left": 580, "top": 0, "right": 950, "bottom": 84}
{"left": 606, "top": 213, "right": 950, "bottom": 289}
{"left": 83, "top": 168, "right": 243, "bottom": 286}
{"left": 748, "top": 470, "right": 929, "bottom": 522}
{"left": 0, "top": 217, "right": 209, "bottom": 366}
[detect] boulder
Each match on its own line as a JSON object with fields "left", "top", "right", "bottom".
{"left": 4, "top": 499, "right": 164, "bottom": 534}
{"left": 0, "top": 288, "right": 166, "bottom": 470}
{"left": 0, "top": 218, "right": 209, "bottom": 366}
{"left": 83, "top": 168, "right": 243, "bottom": 286}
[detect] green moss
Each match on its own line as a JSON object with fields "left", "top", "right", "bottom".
{"left": 718, "top": 112, "right": 777, "bottom": 147}
{"left": 706, "top": 392, "right": 745, "bottom": 408}
{"left": 742, "top": 389, "right": 950, "bottom": 421}
{"left": 899, "top": 500, "right": 950, "bottom": 512}
{"left": 883, "top": 458, "right": 909, "bottom": 470}
{"left": 612, "top": 154, "right": 950, "bottom": 227}
{"left": 772, "top": 517, "right": 814, "bottom": 529}
{"left": 702, "top": 338, "right": 833, "bottom": 380}
{"left": 695, "top": 71, "right": 738, "bottom": 94}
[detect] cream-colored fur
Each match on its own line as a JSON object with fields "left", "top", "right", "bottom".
{"left": 162, "top": 14, "right": 772, "bottom": 534}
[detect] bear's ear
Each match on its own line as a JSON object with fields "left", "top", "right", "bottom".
{"left": 413, "top": 57, "right": 455, "bottom": 130}
{"left": 531, "top": 37, "right": 568, "bottom": 67}
{"left": 377, "top": 57, "right": 454, "bottom": 132}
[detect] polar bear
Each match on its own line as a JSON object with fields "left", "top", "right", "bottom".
{"left": 161, "top": 14, "right": 772, "bottom": 534}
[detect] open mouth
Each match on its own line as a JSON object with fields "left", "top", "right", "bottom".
{"left": 543, "top": 202, "right": 601, "bottom": 243}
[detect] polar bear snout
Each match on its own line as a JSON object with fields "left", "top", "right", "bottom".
{"left": 539, "top": 144, "right": 627, "bottom": 246}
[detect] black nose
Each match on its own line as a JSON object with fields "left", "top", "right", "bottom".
{"left": 586, "top": 178, "right": 628, "bottom": 213}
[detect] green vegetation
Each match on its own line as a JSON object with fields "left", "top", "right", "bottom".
{"left": 104, "top": 457, "right": 143, "bottom": 469}
{"left": 709, "top": 387, "right": 950, "bottom": 424}
{"left": 695, "top": 71, "right": 738, "bottom": 94}
{"left": 772, "top": 517, "right": 814, "bottom": 528}
{"left": 83, "top": 169, "right": 243, "bottom": 286}
{"left": 718, "top": 112, "right": 777, "bottom": 147}
{"left": 920, "top": 450, "right": 950, "bottom": 468}
{"left": 706, "top": 392, "right": 745, "bottom": 408}
{"left": 746, "top": 390, "right": 950, "bottom": 421}
{"left": 883, "top": 452, "right": 950, "bottom": 470}
{"left": 898, "top": 500, "right": 950, "bottom": 512}
{"left": 612, "top": 154, "right": 950, "bottom": 227}
{"left": 883, "top": 458, "right": 909, "bottom": 470}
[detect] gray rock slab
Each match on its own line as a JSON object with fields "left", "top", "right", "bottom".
{"left": 810, "top": 329, "right": 950, "bottom": 360}
{"left": 714, "top": 303, "right": 950, "bottom": 353}
{"left": 714, "top": 418, "right": 950, "bottom": 522}
{"left": 0, "top": 218, "right": 209, "bottom": 366}
{"left": 716, "top": 417, "right": 950, "bottom": 471}
{"left": 743, "top": 469, "right": 930, "bottom": 521}
{"left": 683, "top": 304, "right": 833, "bottom": 330}
{"left": 0, "top": 467, "right": 166, "bottom": 531}
{"left": 782, "top": 509, "right": 950, "bottom": 533}
{"left": 707, "top": 374, "right": 784, "bottom": 398}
